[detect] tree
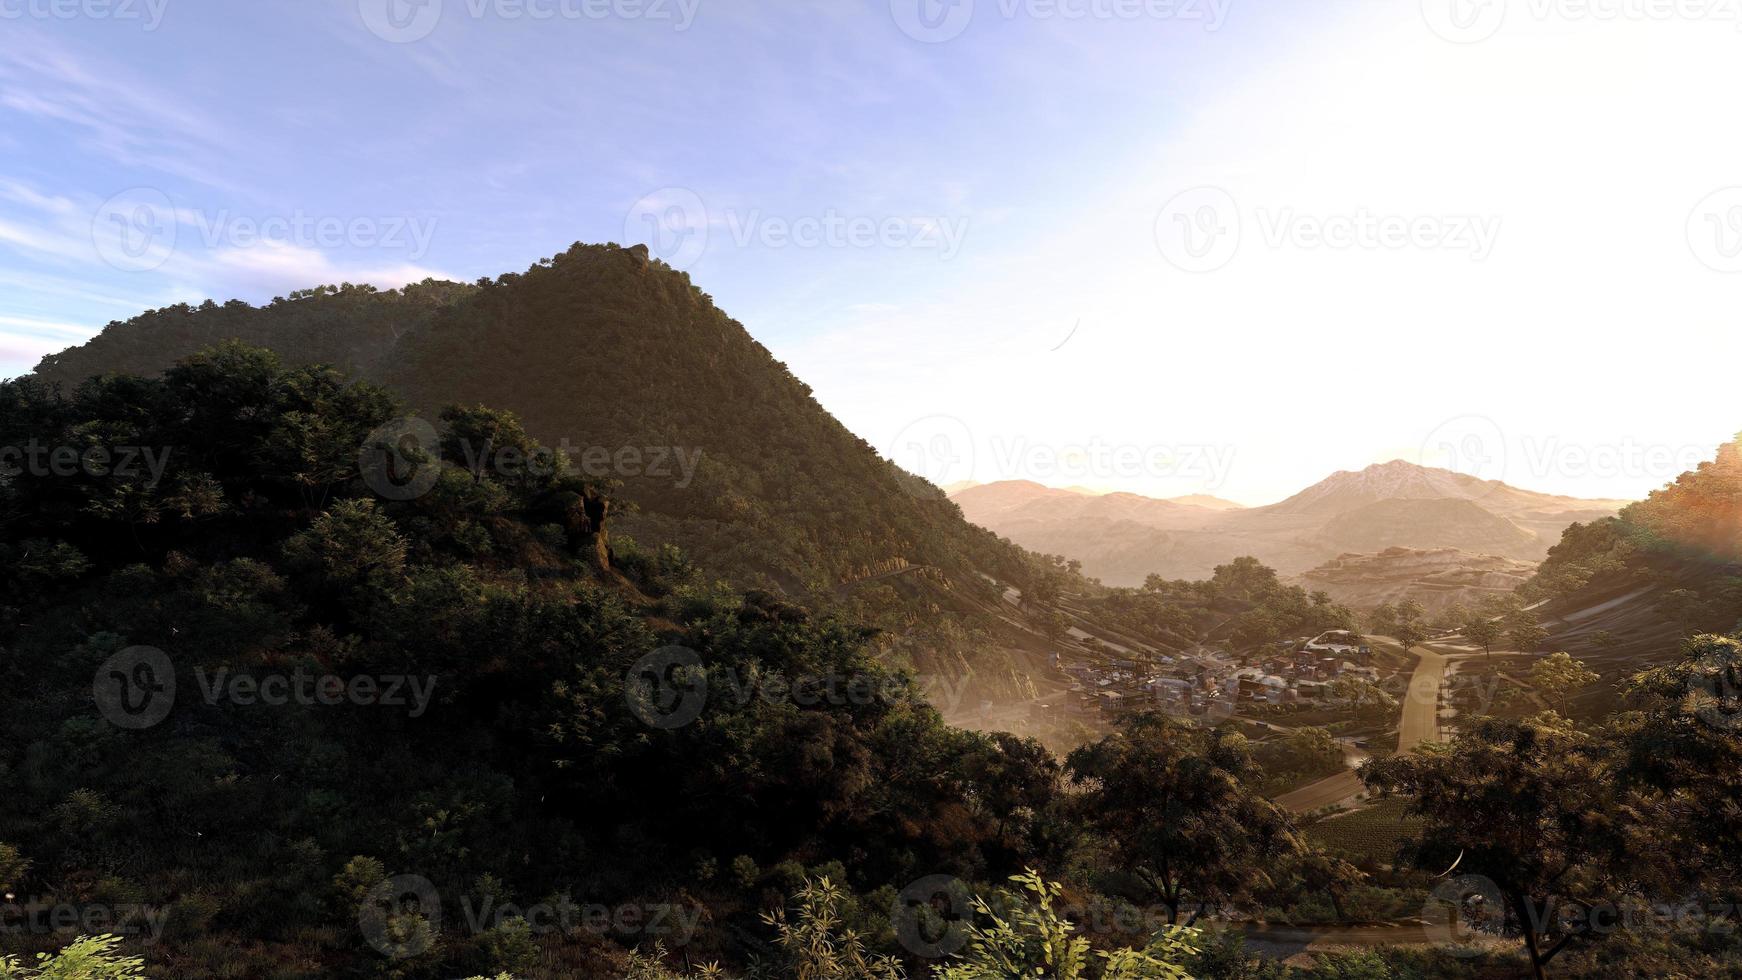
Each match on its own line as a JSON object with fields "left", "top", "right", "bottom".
{"left": 1288, "top": 849, "right": 1364, "bottom": 923}
{"left": 1462, "top": 616, "right": 1502, "bottom": 663}
{"left": 1066, "top": 714, "right": 1300, "bottom": 925}
{"left": 1529, "top": 652, "right": 1600, "bottom": 716}
{"left": 1507, "top": 616, "right": 1551, "bottom": 654}
{"left": 1366, "top": 603, "right": 1398, "bottom": 638}
{"left": 1361, "top": 717, "right": 1625, "bottom": 980}
{"left": 1615, "top": 635, "right": 1742, "bottom": 897}
{"left": 439, "top": 404, "right": 540, "bottom": 487}
{"left": 1383, "top": 600, "right": 1429, "bottom": 654}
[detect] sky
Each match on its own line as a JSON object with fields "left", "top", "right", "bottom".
{"left": 3, "top": 0, "right": 1741, "bottom": 506}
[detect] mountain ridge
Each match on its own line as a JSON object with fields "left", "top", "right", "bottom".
{"left": 952, "top": 462, "right": 1628, "bottom": 589}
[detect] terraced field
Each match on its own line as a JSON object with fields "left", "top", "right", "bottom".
{"left": 1304, "top": 797, "right": 1423, "bottom": 864}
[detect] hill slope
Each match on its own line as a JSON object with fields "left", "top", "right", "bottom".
{"left": 1525, "top": 433, "right": 1742, "bottom": 670}
{"left": 27, "top": 243, "right": 1053, "bottom": 696}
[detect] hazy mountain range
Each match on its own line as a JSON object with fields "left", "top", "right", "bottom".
{"left": 952, "top": 462, "right": 1630, "bottom": 606}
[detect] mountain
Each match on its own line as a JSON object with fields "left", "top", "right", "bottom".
{"left": 2, "top": 345, "right": 1054, "bottom": 978}
{"left": 952, "top": 462, "right": 1627, "bottom": 590}
{"left": 1299, "top": 547, "right": 1538, "bottom": 614}
{"left": 26, "top": 243, "right": 1058, "bottom": 698}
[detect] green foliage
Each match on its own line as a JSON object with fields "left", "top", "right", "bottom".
{"left": 1527, "top": 652, "right": 1600, "bottom": 714}
{"left": 1361, "top": 715, "right": 1625, "bottom": 976}
{"left": 1066, "top": 715, "right": 1303, "bottom": 926}
{"left": 0, "top": 936, "right": 145, "bottom": 980}
{"left": 0, "top": 345, "right": 1049, "bottom": 976}
{"left": 760, "top": 877, "right": 906, "bottom": 980}
{"left": 934, "top": 870, "right": 1198, "bottom": 980}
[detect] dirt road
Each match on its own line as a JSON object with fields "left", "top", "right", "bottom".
{"left": 1274, "top": 638, "right": 1448, "bottom": 813}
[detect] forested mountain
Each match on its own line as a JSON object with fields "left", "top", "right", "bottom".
{"left": 29, "top": 244, "right": 1052, "bottom": 697}
{"left": 0, "top": 347, "right": 1076, "bottom": 977}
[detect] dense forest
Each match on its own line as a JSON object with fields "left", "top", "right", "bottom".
{"left": 3, "top": 346, "right": 1740, "bottom": 978}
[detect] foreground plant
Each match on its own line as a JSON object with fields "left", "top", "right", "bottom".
{"left": 0, "top": 936, "right": 146, "bottom": 980}
{"left": 935, "top": 870, "right": 1199, "bottom": 980}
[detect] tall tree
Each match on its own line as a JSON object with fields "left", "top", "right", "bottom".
{"left": 1065, "top": 714, "right": 1299, "bottom": 926}
{"left": 1362, "top": 716, "right": 1626, "bottom": 980}
{"left": 1529, "top": 652, "right": 1601, "bottom": 716}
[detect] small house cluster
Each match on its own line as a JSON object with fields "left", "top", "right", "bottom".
{"left": 1038, "top": 630, "right": 1379, "bottom": 721}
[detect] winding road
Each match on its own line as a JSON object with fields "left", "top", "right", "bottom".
{"left": 1273, "top": 639, "right": 1452, "bottom": 814}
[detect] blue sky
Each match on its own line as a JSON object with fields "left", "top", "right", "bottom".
{"left": 5, "top": 0, "right": 1742, "bottom": 504}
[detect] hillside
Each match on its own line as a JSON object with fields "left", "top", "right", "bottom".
{"left": 1298, "top": 547, "right": 1538, "bottom": 614}
{"left": 1525, "top": 432, "right": 1742, "bottom": 672}
{"left": 26, "top": 244, "right": 1056, "bottom": 697}
{"left": 952, "top": 463, "right": 1624, "bottom": 587}
{"left": 0, "top": 349, "right": 1056, "bottom": 977}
